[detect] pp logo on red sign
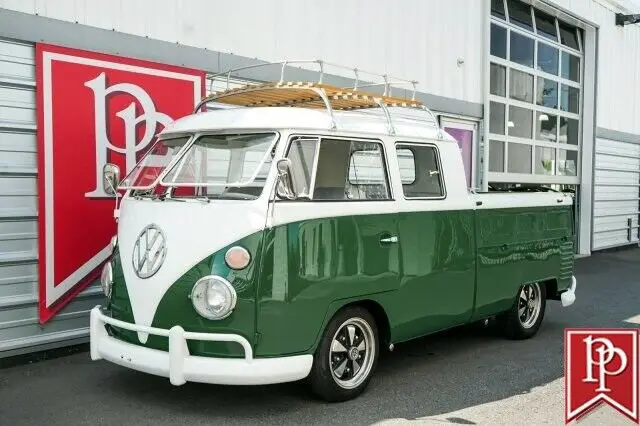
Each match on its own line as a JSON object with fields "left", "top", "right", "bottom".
{"left": 565, "top": 329, "right": 639, "bottom": 424}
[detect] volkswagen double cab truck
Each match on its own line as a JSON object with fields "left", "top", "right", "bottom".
{"left": 90, "top": 73, "right": 577, "bottom": 402}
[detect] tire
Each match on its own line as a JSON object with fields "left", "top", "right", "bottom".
{"left": 497, "top": 281, "right": 546, "bottom": 340}
{"left": 308, "top": 305, "right": 379, "bottom": 402}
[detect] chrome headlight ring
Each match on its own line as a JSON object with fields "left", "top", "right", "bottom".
{"left": 100, "top": 261, "right": 113, "bottom": 299}
{"left": 190, "top": 275, "right": 237, "bottom": 320}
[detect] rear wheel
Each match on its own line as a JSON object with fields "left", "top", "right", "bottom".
{"left": 308, "top": 306, "right": 379, "bottom": 402}
{"left": 497, "top": 281, "right": 546, "bottom": 340}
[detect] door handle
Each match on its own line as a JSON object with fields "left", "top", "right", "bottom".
{"left": 380, "top": 235, "right": 399, "bottom": 244}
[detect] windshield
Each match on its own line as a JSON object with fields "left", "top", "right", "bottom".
{"left": 121, "top": 132, "right": 278, "bottom": 200}
{"left": 119, "top": 135, "right": 192, "bottom": 190}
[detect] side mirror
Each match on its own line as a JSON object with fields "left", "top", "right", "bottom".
{"left": 275, "top": 158, "right": 298, "bottom": 200}
{"left": 103, "top": 163, "right": 121, "bottom": 196}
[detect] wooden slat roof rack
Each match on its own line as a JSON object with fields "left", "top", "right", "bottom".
{"left": 195, "top": 59, "right": 444, "bottom": 138}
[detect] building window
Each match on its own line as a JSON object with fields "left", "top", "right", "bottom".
{"left": 487, "top": 0, "right": 582, "bottom": 184}
{"left": 489, "top": 140, "right": 505, "bottom": 172}
{"left": 491, "top": 24, "right": 508, "bottom": 58}
{"left": 491, "top": 0, "right": 507, "bottom": 20}
{"left": 490, "top": 63, "right": 507, "bottom": 96}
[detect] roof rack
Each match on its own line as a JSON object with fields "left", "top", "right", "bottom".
{"left": 195, "top": 59, "right": 444, "bottom": 138}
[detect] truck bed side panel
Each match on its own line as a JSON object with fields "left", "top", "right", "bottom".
{"left": 473, "top": 205, "right": 574, "bottom": 319}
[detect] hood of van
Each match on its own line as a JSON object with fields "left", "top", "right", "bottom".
{"left": 115, "top": 196, "right": 267, "bottom": 342}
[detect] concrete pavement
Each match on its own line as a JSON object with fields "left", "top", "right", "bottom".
{"left": 0, "top": 247, "right": 639, "bottom": 425}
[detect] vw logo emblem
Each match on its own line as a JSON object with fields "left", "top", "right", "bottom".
{"left": 132, "top": 224, "right": 167, "bottom": 279}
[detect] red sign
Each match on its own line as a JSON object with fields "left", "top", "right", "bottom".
{"left": 565, "top": 328, "right": 639, "bottom": 423}
{"left": 35, "top": 43, "right": 205, "bottom": 323}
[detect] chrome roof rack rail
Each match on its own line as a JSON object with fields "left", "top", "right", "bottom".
{"left": 200, "top": 59, "right": 443, "bottom": 137}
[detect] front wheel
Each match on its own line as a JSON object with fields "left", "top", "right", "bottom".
{"left": 308, "top": 306, "right": 379, "bottom": 402}
{"left": 497, "top": 281, "right": 546, "bottom": 340}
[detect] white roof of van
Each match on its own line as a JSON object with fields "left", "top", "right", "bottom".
{"left": 160, "top": 106, "right": 457, "bottom": 142}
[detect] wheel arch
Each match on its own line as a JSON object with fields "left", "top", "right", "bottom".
{"left": 311, "top": 297, "right": 392, "bottom": 354}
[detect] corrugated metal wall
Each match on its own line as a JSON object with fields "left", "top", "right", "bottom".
{"left": 592, "top": 137, "right": 640, "bottom": 250}
{"left": 0, "top": 37, "right": 103, "bottom": 358}
{"left": 0, "top": 0, "right": 486, "bottom": 105}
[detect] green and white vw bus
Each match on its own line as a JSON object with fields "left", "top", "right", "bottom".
{"left": 90, "top": 62, "right": 577, "bottom": 402}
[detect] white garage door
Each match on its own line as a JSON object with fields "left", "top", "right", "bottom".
{"left": 592, "top": 137, "right": 640, "bottom": 251}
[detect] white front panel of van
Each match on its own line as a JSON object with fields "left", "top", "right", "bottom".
{"left": 116, "top": 197, "right": 267, "bottom": 342}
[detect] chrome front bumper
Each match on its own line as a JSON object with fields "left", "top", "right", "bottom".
{"left": 89, "top": 306, "right": 313, "bottom": 386}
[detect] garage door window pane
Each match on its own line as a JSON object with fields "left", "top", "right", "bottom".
{"left": 491, "top": 0, "right": 506, "bottom": 20}
{"left": 535, "top": 10, "right": 558, "bottom": 42}
{"left": 507, "top": 0, "right": 533, "bottom": 31}
{"left": 536, "top": 112, "right": 557, "bottom": 142}
{"left": 537, "top": 42, "right": 558, "bottom": 75}
{"left": 489, "top": 140, "right": 505, "bottom": 172}
{"left": 509, "top": 68, "right": 534, "bottom": 103}
{"left": 508, "top": 105, "right": 533, "bottom": 139}
{"left": 491, "top": 24, "right": 508, "bottom": 59}
{"left": 535, "top": 146, "right": 556, "bottom": 175}
{"left": 561, "top": 52, "right": 580, "bottom": 82}
{"left": 490, "top": 63, "right": 506, "bottom": 97}
{"left": 507, "top": 143, "right": 532, "bottom": 173}
{"left": 558, "top": 21, "right": 580, "bottom": 51}
{"left": 510, "top": 32, "right": 534, "bottom": 68}
{"left": 537, "top": 77, "right": 558, "bottom": 108}
{"left": 560, "top": 85, "right": 580, "bottom": 113}
{"left": 557, "top": 149, "right": 578, "bottom": 176}
{"left": 559, "top": 117, "right": 579, "bottom": 145}
{"left": 490, "top": 101, "right": 506, "bottom": 135}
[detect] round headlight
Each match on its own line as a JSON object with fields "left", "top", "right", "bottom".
{"left": 100, "top": 262, "right": 113, "bottom": 299}
{"left": 190, "top": 276, "right": 237, "bottom": 320}
{"left": 224, "top": 246, "right": 251, "bottom": 270}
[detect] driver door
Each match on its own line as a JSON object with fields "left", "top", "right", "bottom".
{"left": 255, "top": 134, "right": 401, "bottom": 356}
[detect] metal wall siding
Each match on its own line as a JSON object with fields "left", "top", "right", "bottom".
{"left": 0, "top": 0, "right": 486, "bottom": 105}
{"left": 592, "top": 137, "right": 640, "bottom": 250}
{"left": 0, "top": 37, "right": 103, "bottom": 357}
{"left": 3, "top": 0, "right": 639, "bottom": 132}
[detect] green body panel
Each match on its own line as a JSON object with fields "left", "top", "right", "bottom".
{"left": 105, "top": 204, "right": 574, "bottom": 359}
{"left": 472, "top": 205, "right": 574, "bottom": 319}
{"left": 106, "top": 232, "right": 265, "bottom": 358}
{"left": 255, "top": 212, "right": 401, "bottom": 356}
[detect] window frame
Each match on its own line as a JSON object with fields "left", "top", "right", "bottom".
{"left": 278, "top": 133, "right": 395, "bottom": 202}
{"left": 159, "top": 131, "right": 280, "bottom": 188}
{"left": 487, "top": 2, "right": 584, "bottom": 184}
{"left": 394, "top": 141, "right": 447, "bottom": 201}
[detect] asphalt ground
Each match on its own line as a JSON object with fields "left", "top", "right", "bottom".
{"left": 1, "top": 247, "right": 639, "bottom": 426}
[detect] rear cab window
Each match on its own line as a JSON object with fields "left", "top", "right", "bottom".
{"left": 395, "top": 143, "right": 445, "bottom": 199}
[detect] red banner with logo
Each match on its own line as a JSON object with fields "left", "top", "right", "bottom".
{"left": 35, "top": 43, "right": 205, "bottom": 324}
{"left": 565, "top": 328, "right": 639, "bottom": 424}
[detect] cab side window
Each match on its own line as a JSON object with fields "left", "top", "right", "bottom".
{"left": 285, "top": 137, "right": 391, "bottom": 201}
{"left": 396, "top": 144, "right": 444, "bottom": 198}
